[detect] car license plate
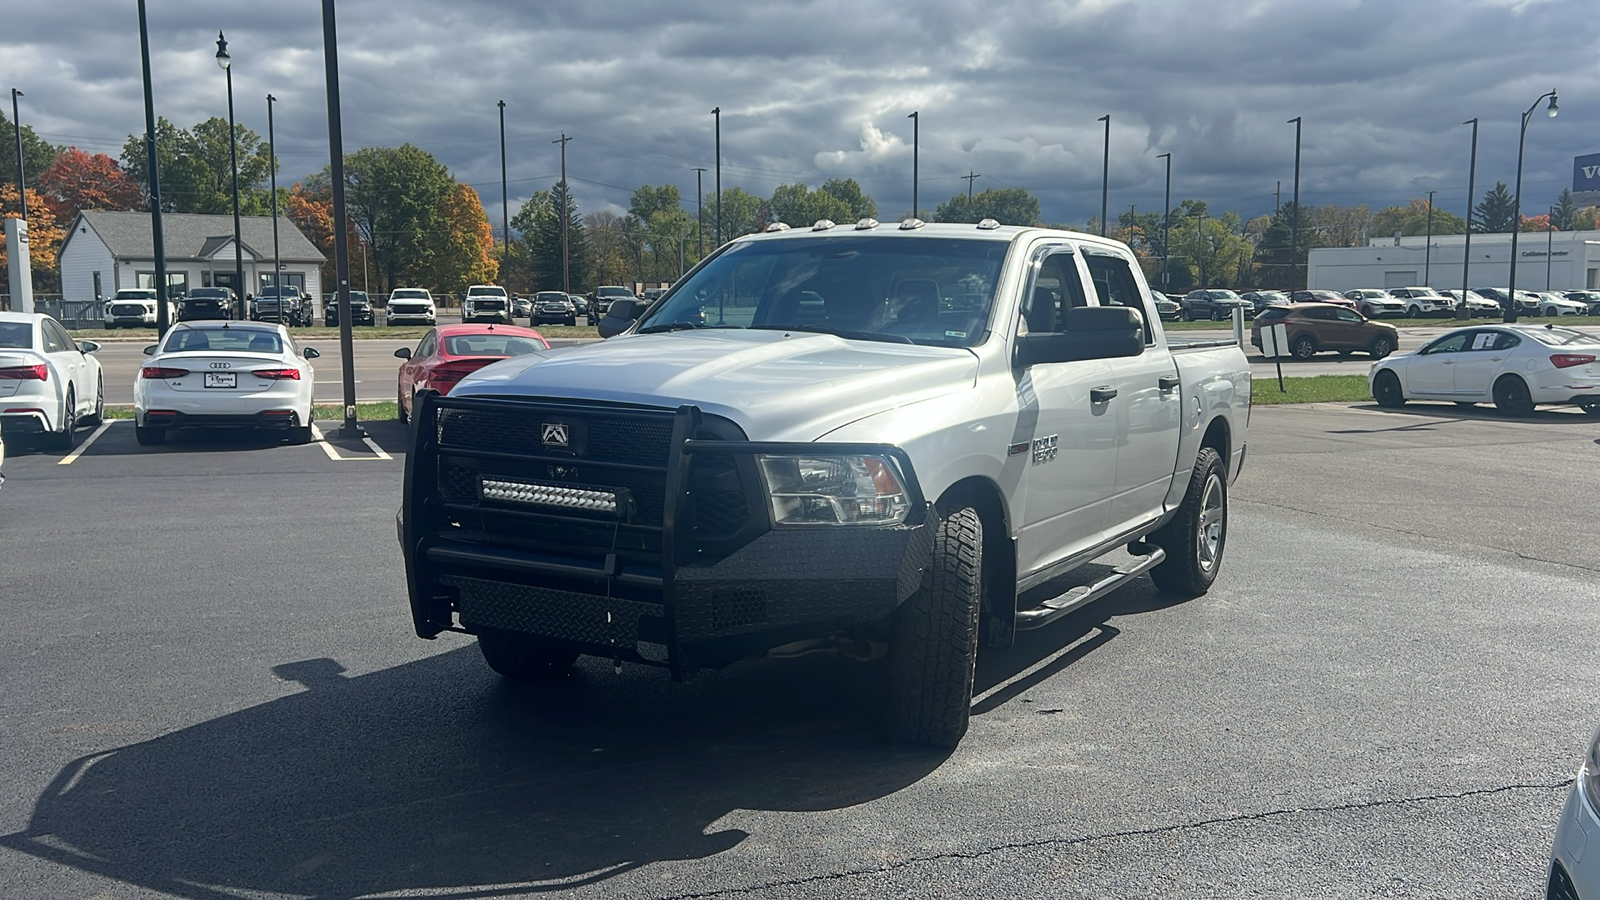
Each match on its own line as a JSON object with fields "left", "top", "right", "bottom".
{"left": 204, "top": 372, "right": 237, "bottom": 389}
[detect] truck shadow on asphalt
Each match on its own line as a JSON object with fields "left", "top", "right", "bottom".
{"left": 1335, "top": 402, "right": 1599, "bottom": 428}
{"left": 0, "top": 646, "right": 955, "bottom": 900}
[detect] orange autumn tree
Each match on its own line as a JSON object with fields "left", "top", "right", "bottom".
{"left": 1, "top": 185, "right": 65, "bottom": 285}
{"left": 286, "top": 181, "right": 364, "bottom": 290}
{"left": 39, "top": 147, "right": 143, "bottom": 224}
{"left": 429, "top": 183, "right": 498, "bottom": 296}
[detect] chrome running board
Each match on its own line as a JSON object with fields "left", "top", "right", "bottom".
{"left": 1014, "top": 547, "right": 1166, "bottom": 631}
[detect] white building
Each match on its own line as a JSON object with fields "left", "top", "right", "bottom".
{"left": 58, "top": 210, "right": 325, "bottom": 304}
{"left": 1307, "top": 231, "right": 1600, "bottom": 293}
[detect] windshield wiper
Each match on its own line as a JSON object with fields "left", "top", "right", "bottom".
{"left": 750, "top": 324, "right": 913, "bottom": 344}
{"left": 636, "top": 322, "right": 702, "bottom": 334}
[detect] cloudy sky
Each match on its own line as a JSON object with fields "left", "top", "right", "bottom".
{"left": 4, "top": 0, "right": 1599, "bottom": 233}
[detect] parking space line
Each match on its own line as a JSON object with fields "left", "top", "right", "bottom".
{"left": 360, "top": 436, "right": 393, "bottom": 460}
{"left": 310, "top": 423, "right": 393, "bottom": 461}
{"left": 309, "top": 424, "right": 342, "bottom": 461}
{"left": 58, "top": 421, "right": 115, "bottom": 465}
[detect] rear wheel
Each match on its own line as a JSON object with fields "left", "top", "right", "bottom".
{"left": 1369, "top": 335, "right": 1395, "bottom": 359}
{"left": 888, "top": 506, "right": 982, "bottom": 748}
{"left": 1292, "top": 336, "right": 1318, "bottom": 360}
{"left": 1372, "top": 370, "right": 1406, "bottom": 408}
{"left": 46, "top": 390, "right": 78, "bottom": 451}
{"left": 477, "top": 629, "right": 580, "bottom": 680}
{"left": 1493, "top": 375, "right": 1535, "bottom": 417}
{"left": 1149, "top": 447, "right": 1228, "bottom": 597}
{"left": 80, "top": 377, "right": 105, "bottom": 427}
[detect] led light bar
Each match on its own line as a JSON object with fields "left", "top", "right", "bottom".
{"left": 480, "top": 478, "right": 618, "bottom": 514}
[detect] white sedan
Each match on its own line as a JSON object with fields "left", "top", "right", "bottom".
{"left": 0, "top": 311, "right": 105, "bottom": 450}
{"left": 1537, "top": 292, "right": 1588, "bottom": 317}
{"left": 1369, "top": 323, "right": 1600, "bottom": 417}
{"left": 134, "top": 320, "right": 320, "bottom": 445}
{"left": 1550, "top": 723, "right": 1600, "bottom": 898}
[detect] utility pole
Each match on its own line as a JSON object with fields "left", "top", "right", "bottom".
{"left": 554, "top": 132, "right": 571, "bottom": 295}
{"left": 908, "top": 110, "right": 919, "bottom": 218}
{"left": 497, "top": 100, "right": 508, "bottom": 293}
{"left": 712, "top": 107, "right": 721, "bottom": 245}
{"left": 1098, "top": 114, "right": 1110, "bottom": 236}
{"left": 267, "top": 94, "right": 280, "bottom": 297}
{"left": 1423, "top": 189, "right": 1435, "bottom": 286}
{"left": 961, "top": 170, "right": 980, "bottom": 204}
{"left": 1288, "top": 116, "right": 1302, "bottom": 289}
{"left": 136, "top": 0, "right": 170, "bottom": 334}
{"left": 1158, "top": 152, "right": 1171, "bottom": 292}
{"left": 9, "top": 89, "right": 25, "bottom": 219}
{"left": 693, "top": 167, "right": 706, "bottom": 257}
{"left": 320, "top": 0, "right": 360, "bottom": 438}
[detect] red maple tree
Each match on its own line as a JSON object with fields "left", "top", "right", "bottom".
{"left": 39, "top": 147, "right": 143, "bottom": 224}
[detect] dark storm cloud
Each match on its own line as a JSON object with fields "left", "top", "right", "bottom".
{"left": 5, "top": 0, "right": 1598, "bottom": 230}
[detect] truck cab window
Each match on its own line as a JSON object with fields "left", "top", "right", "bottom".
{"left": 1022, "top": 252, "right": 1086, "bottom": 335}
{"left": 1085, "top": 254, "right": 1153, "bottom": 344}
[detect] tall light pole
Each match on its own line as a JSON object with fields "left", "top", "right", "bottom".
{"left": 692, "top": 166, "right": 706, "bottom": 257}
{"left": 267, "top": 94, "right": 280, "bottom": 297}
{"left": 1098, "top": 114, "right": 1109, "bottom": 236}
{"left": 1423, "top": 189, "right": 1434, "bottom": 286}
{"left": 554, "top": 132, "right": 571, "bottom": 294}
{"left": 9, "top": 89, "right": 25, "bottom": 219}
{"left": 215, "top": 32, "right": 245, "bottom": 318}
{"left": 1458, "top": 118, "right": 1478, "bottom": 320}
{"left": 497, "top": 100, "right": 508, "bottom": 293}
{"left": 712, "top": 107, "right": 721, "bottom": 245}
{"left": 1287, "top": 116, "right": 1302, "bottom": 289}
{"left": 320, "top": 0, "right": 360, "bottom": 438}
{"left": 1158, "top": 152, "right": 1171, "bottom": 291}
{"left": 136, "top": 0, "right": 170, "bottom": 334}
{"left": 1547, "top": 207, "right": 1555, "bottom": 290}
{"left": 1506, "top": 89, "right": 1558, "bottom": 323}
{"left": 908, "top": 111, "right": 919, "bottom": 218}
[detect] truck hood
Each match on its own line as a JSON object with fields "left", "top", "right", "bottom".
{"left": 451, "top": 329, "right": 979, "bottom": 441}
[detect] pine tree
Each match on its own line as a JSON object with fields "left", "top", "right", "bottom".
{"left": 531, "top": 181, "right": 587, "bottom": 292}
{"left": 1551, "top": 188, "right": 1580, "bottom": 232}
{"left": 1475, "top": 182, "right": 1516, "bottom": 233}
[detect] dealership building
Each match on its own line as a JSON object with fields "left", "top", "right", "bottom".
{"left": 1307, "top": 230, "right": 1600, "bottom": 293}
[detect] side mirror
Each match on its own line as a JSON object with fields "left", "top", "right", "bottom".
{"left": 303, "top": 347, "right": 321, "bottom": 359}
{"left": 143, "top": 344, "right": 158, "bottom": 356}
{"left": 393, "top": 347, "right": 412, "bottom": 359}
{"left": 79, "top": 340, "right": 101, "bottom": 353}
{"left": 607, "top": 298, "right": 639, "bottom": 321}
{"left": 1015, "top": 306, "right": 1145, "bottom": 366}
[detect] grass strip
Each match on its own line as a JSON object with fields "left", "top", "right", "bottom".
{"left": 1251, "top": 374, "right": 1372, "bottom": 405}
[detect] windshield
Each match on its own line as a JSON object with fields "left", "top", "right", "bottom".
{"left": 596, "top": 287, "right": 633, "bottom": 298}
{"left": 443, "top": 334, "right": 546, "bottom": 356}
{"left": 468, "top": 287, "right": 507, "bottom": 297}
{"left": 391, "top": 289, "right": 430, "bottom": 300}
{"left": 1527, "top": 326, "right": 1599, "bottom": 347}
{"left": 189, "top": 290, "right": 228, "bottom": 300}
{"left": 636, "top": 236, "right": 1008, "bottom": 348}
{"left": 0, "top": 322, "right": 32, "bottom": 348}
{"left": 536, "top": 293, "right": 567, "bottom": 302}
{"left": 116, "top": 290, "right": 157, "bottom": 300}
{"left": 163, "top": 326, "right": 284, "bottom": 354}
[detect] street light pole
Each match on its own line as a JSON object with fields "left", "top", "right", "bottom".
{"left": 1158, "top": 152, "right": 1171, "bottom": 291}
{"left": 1458, "top": 118, "right": 1478, "bottom": 320}
{"left": 1288, "top": 116, "right": 1302, "bottom": 289}
{"left": 319, "top": 0, "right": 360, "bottom": 438}
{"left": 554, "top": 132, "right": 571, "bottom": 295}
{"left": 908, "top": 110, "right": 919, "bottom": 218}
{"left": 216, "top": 32, "right": 245, "bottom": 319}
{"left": 497, "top": 100, "right": 508, "bottom": 293}
{"left": 712, "top": 107, "right": 721, "bottom": 245}
{"left": 267, "top": 94, "right": 280, "bottom": 298}
{"left": 1506, "top": 89, "right": 1559, "bottom": 323}
{"left": 1424, "top": 189, "right": 1434, "bottom": 286}
{"left": 1547, "top": 208, "right": 1554, "bottom": 290}
{"left": 136, "top": 0, "right": 170, "bottom": 335}
{"left": 692, "top": 167, "right": 706, "bottom": 257}
{"left": 9, "top": 89, "right": 24, "bottom": 219}
{"left": 1098, "top": 114, "right": 1109, "bottom": 237}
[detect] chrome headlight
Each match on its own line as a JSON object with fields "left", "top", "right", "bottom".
{"left": 1583, "top": 725, "right": 1600, "bottom": 819}
{"left": 756, "top": 454, "right": 910, "bottom": 526}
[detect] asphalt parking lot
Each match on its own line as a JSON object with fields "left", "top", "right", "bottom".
{"left": 0, "top": 402, "right": 1597, "bottom": 898}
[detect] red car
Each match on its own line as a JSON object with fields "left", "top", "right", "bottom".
{"left": 394, "top": 324, "right": 549, "bottom": 422}
{"left": 1289, "top": 289, "right": 1359, "bottom": 311}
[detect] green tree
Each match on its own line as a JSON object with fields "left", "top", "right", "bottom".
{"left": 932, "top": 187, "right": 1040, "bottom": 225}
{"left": 509, "top": 189, "right": 554, "bottom": 290}
{"left": 583, "top": 210, "right": 631, "bottom": 287}
{"left": 1475, "top": 181, "right": 1516, "bottom": 233}
{"left": 702, "top": 186, "right": 766, "bottom": 241}
{"left": 1253, "top": 201, "right": 1314, "bottom": 289}
{"left": 818, "top": 178, "right": 877, "bottom": 220}
{"left": 0, "top": 110, "right": 61, "bottom": 194}
{"left": 340, "top": 144, "right": 455, "bottom": 292}
{"left": 119, "top": 116, "right": 274, "bottom": 215}
{"left": 768, "top": 182, "right": 852, "bottom": 227}
{"left": 1551, "top": 188, "right": 1582, "bottom": 232}
{"left": 1370, "top": 198, "right": 1466, "bottom": 238}
{"left": 529, "top": 181, "right": 588, "bottom": 292}
{"left": 428, "top": 183, "right": 498, "bottom": 296}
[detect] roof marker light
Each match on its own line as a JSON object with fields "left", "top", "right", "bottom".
{"left": 811, "top": 219, "right": 836, "bottom": 231}
{"left": 976, "top": 218, "right": 1001, "bottom": 230}
{"left": 854, "top": 218, "right": 880, "bottom": 230}
{"left": 764, "top": 222, "right": 791, "bottom": 233}
{"left": 899, "top": 217, "right": 925, "bottom": 230}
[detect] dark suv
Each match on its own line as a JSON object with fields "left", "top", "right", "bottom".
{"left": 180, "top": 287, "right": 236, "bottom": 321}
{"left": 323, "top": 291, "right": 375, "bottom": 326}
{"left": 254, "top": 286, "right": 312, "bottom": 326}
{"left": 532, "top": 291, "right": 577, "bottom": 326}
{"left": 1181, "top": 289, "right": 1249, "bottom": 321}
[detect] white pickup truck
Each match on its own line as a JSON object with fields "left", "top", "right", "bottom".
{"left": 400, "top": 221, "right": 1251, "bottom": 747}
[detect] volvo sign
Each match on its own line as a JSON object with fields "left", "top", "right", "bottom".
{"left": 1575, "top": 152, "right": 1600, "bottom": 205}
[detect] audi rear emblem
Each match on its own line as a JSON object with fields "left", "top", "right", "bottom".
{"left": 541, "top": 423, "right": 569, "bottom": 447}
{"left": 209, "top": 362, "right": 232, "bottom": 369}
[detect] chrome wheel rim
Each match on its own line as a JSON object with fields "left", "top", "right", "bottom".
{"left": 1196, "top": 472, "right": 1225, "bottom": 572}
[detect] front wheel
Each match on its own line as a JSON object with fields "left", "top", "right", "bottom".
{"left": 1372, "top": 370, "right": 1406, "bottom": 408}
{"left": 1369, "top": 335, "right": 1395, "bottom": 359}
{"left": 1292, "top": 336, "right": 1317, "bottom": 360}
{"left": 1149, "top": 447, "right": 1228, "bottom": 597}
{"left": 1493, "top": 375, "right": 1535, "bottom": 417}
{"left": 477, "top": 629, "right": 580, "bottom": 680}
{"left": 888, "top": 506, "right": 982, "bottom": 748}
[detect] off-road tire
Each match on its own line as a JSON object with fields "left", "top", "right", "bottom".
{"left": 1493, "top": 375, "right": 1535, "bottom": 417}
{"left": 1149, "top": 447, "right": 1227, "bottom": 597}
{"left": 888, "top": 506, "right": 982, "bottom": 748}
{"left": 1369, "top": 335, "right": 1395, "bottom": 359}
{"left": 1292, "top": 336, "right": 1318, "bottom": 360}
{"left": 80, "top": 377, "right": 105, "bottom": 427}
{"left": 1372, "top": 370, "right": 1406, "bottom": 408}
{"left": 477, "top": 629, "right": 580, "bottom": 680}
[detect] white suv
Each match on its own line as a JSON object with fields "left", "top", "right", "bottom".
{"left": 386, "top": 288, "right": 437, "bottom": 326}
{"left": 463, "top": 285, "right": 510, "bottom": 323}
{"left": 102, "top": 288, "right": 174, "bottom": 329}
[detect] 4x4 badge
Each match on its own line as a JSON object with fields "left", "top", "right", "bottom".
{"left": 541, "top": 423, "right": 569, "bottom": 447}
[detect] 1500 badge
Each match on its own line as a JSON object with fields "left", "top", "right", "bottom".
{"left": 1032, "top": 434, "right": 1058, "bottom": 463}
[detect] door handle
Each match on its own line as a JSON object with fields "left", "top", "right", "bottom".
{"left": 1090, "top": 386, "right": 1118, "bottom": 404}
{"left": 1158, "top": 375, "right": 1181, "bottom": 392}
